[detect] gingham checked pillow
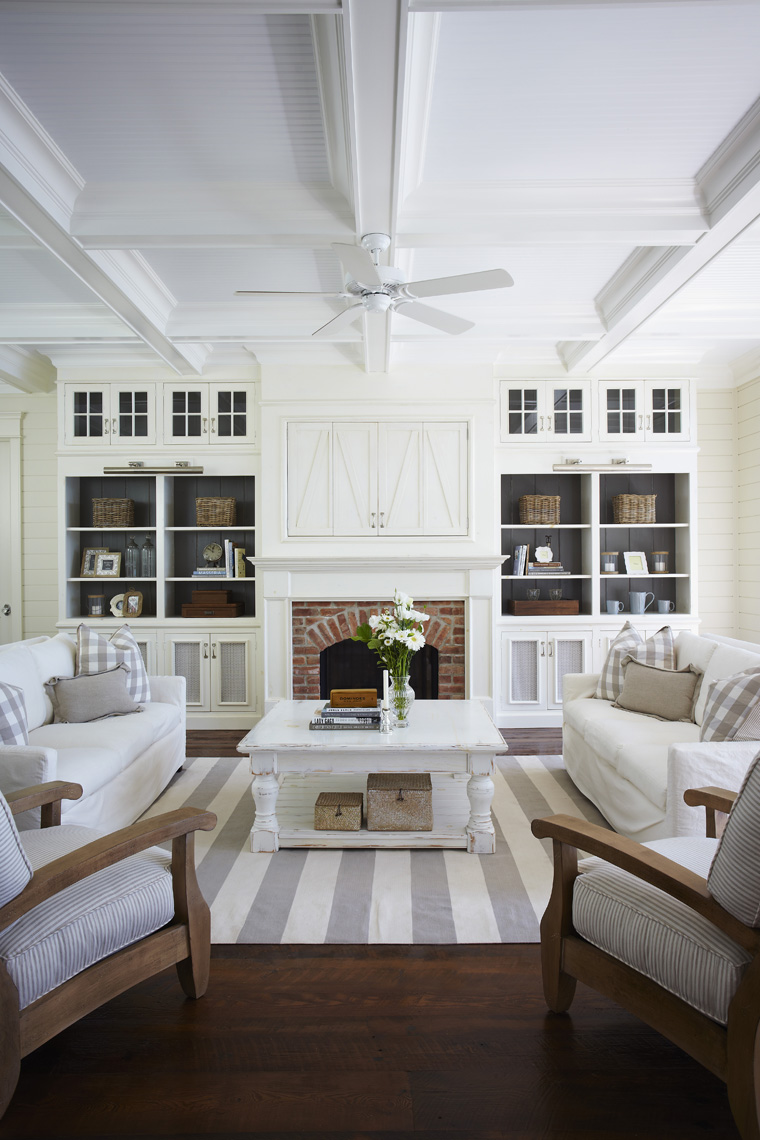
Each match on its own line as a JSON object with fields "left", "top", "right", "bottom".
{"left": 596, "top": 623, "right": 676, "bottom": 702}
{"left": 76, "top": 623, "right": 151, "bottom": 704}
{"left": 700, "top": 667, "right": 760, "bottom": 743}
{"left": 0, "top": 681, "right": 29, "bottom": 745}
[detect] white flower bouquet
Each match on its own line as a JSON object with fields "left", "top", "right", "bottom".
{"left": 351, "top": 590, "right": 429, "bottom": 682}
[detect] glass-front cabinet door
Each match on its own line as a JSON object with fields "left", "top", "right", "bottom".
{"left": 63, "top": 384, "right": 156, "bottom": 447}
{"left": 646, "top": 382, "right": 689, "bottom": 441}
{"left": 500, "top": 381, "right": 591, "bottom": 442}
{"left": 164, "top": 383, "right": 256, "bottom": 446}
{"left": 598, "top": 381, "right": 690, "bottom": 442}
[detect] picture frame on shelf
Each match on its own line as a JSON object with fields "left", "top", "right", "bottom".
{"left": 624, "top": 551, "right": 649, "bottom": 575}
{"left": 123, "top": 589, "right": 143, "bottom": 617}
{"left": 94, "top": 552, "right": 121, "bottom": 578}
{"left": 80, "top": 547, "right": 109, "bottom": 577}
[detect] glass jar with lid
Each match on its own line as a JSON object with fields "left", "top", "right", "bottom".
{"left": 140, "top": 537, "right": 155, "bottom": 578}
{"left": 652, "top": 550, "right": 669, "bottom": 574}
{"left": 601, "top": 551, "right": 619, "bottom": 574}
{"left": 125, "top": 538, "right": 140, "bottom": 578}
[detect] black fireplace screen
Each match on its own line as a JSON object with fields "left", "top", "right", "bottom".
{"left": 319, "top": 639, "right": 439, "bottom": 700}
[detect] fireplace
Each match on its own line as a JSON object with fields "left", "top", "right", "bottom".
{"left": 320, "top": 639, "right": 439, "bottom": 699}
{"left": 292, "top": 600, "right": 465, "bottom": 701}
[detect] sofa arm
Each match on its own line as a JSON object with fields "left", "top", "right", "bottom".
{"left": 666, "top": 740, "right": 760, "bottom": 836}
{"left": 148, "top": 674, "right": 186, "bottom": 711}
{"left": 0, "top": 745, "right": 58, "bottom": 793}
{"left": 563, "top": 673, "right": 600, "bottom": 703}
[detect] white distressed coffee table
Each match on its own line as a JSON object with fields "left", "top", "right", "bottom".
{"left": 237, "top": 699, "right": 506, "bottom": 854}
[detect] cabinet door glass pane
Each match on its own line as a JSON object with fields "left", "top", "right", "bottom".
{"left": 171, "top": 391, "right": 203, "bottom": 437}
{"left": 606, "top": 388, "right": 637, "bottom": 434}
{"left": 553, "top": 388, "right": 584, "bottom": 435}
{"left": 73, "top": 391, "right": 104, "bottom": 437}
{"left": 506, "top": 389, "right": 538, "bottom": 435}
{"left": 651, "top": 388, "right": 681, "bottom": 434}
{"left": 118, "top": 390, "right": 149, "bottom": 438}
{"left": 215, "top": 389, "right": 247, "bottom": 438}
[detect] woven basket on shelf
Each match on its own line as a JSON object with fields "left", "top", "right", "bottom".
{"left": 196, "top": 497, "right": 236, "bottom": 526}
{"left": 612, "top": 494, "right": 656, "bottom": 525}
{"left": 519, "top": 494, "right": 560, "bottom": 525}
{"left": 92, "top": 498, "right": 134, "bottom": 527}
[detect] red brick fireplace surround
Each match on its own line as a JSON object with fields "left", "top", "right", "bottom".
{"left": 291, "top": 600, "right": 466, "bottom": 700}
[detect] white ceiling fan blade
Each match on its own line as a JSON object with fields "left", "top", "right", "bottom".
{"left": 235, "top": 290, "right": 339, "bottom": 296}
{"left": 403, "top": 268, "right": 514, "bottom": 299}
{"left": 312, "top": 304, "right": 364, "bottom": 338}
{"left": 332, "top": 243, "right": 383, "bottom": 288}
{"left": 394, "top": 301, "right": 474, "bottom": 335}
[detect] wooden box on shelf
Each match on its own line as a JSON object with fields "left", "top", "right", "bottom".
{"left": 507, "top": 600, "right": 580, "bottom": 616}
{"left": 191, "top": 589, "right": 232, "bottom": 605}
{"left": 181, "top": 601, "right": 244, "bottom": 618}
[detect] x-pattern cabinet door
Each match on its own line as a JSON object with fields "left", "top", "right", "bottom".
{"left": 379, "top": 423, "right": 424, "bottom": 535}
{"left": 287, "top": 422, "right": 333, "bottom": 536}
{"left": 333, "top": 423, "right": 378, "bottom": 535}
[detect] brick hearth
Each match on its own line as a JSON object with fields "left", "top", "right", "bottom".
{"left": 291, "top": 600, "right": 466, "bottom": 700}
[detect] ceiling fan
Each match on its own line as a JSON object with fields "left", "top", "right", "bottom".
{"left": 235, "top": 233, "right": 514, "bottom": 337}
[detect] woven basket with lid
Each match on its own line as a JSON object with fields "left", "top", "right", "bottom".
{"left": 366, "top": 772, "right": 433, "bottom": 831}
{"left": 92, "top": 498, "right": 134, "bottom": 527}
{"left": 519, "top": 494, "right": 560, "bottom": 525}
{"left": 314, "top": 791, "right": 363, "bottom": 831}
{"left": 196, "top": 497, "right": 236, "bottom": 526}
{"left": 612, "top": 494, "right": 656, "bottom": 525}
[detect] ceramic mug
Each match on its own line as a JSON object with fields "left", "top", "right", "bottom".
{"left": 629, "top": 591, "right": 655, "bottom": 614}
{"left": 657, "top": 599, "right": 676, "bottom": 614}
{"left": 606, "top": 600, "right": 624, "bottom": 614}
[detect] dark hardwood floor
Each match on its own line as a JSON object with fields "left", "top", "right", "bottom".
{"left": 1, "top": 728, "right": 737, "bottom": 1138}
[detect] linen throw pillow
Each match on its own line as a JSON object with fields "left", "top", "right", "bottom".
{"left": 0, "top": 681, "right": 29, "bottom": 745}
{"left": 46, "top": 663, "right": 141, "bottom": 723}
{"left": 76, "top": 623, "right": 150, "bottom": 704}
{"left": 612, "top": 660, "right": 702, "bottom": 722}
{"left": 700, "top": 667, "right": 760, "bottom": 743}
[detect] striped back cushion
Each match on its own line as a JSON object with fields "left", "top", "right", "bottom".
{"left": 700, "top": 668, "right": 760, "bottom": 743}
{"left": 0, "top": 790, "right": 33, "bottom": 907}
{"left": 596, "top": 622, "right": 643, "bottom": 701}
{"left": 0, "top": 681, "right": 29, "bottom": 745}
{"left": 708, "top": 751, "right": 760, "bottom": 926}
{"left": 76, "top": 623, "right": 151, "bottom": 704}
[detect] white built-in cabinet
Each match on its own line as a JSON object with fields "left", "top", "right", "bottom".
{"left": 287, "top": 420, "right": 468, "bottom": 537}
{"left": 502, "top": 629, "right": 593, "bottom": 713}
{"left": 598, "top": 381, "right": 690, "bottom": 443}
{"left": 500, "top": 381, "right": 592, "bottom": 443}
{"left": 61, "top": 381, "right": 256, "bottom": 449}
{"left": 165, "top": 630, "right": 257, "bottom": 717}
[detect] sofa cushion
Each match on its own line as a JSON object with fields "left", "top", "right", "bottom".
{"left": 29, "top": 699, "right": 181, "bottom": 802}
{"left": 708, "top": 751, "right": 760, "bottom": 927}
{"left": 0, "top": 645, "right": 47, "bottom": 732}
{"left": 573, "top": 838, "right": 750, "bottom": 1026}
{"left": 46, "top": 664, "right": 142, "bottom": 723}
{"left": 0, "top": 682, "right": 29, "bottom": 745}
{"left": 694, "top": 643, "right": 760, "bottom": 726}
{"left": 29, "top": 633, "right": 77, "bottom": 724}
{"left": 700, "top": 668, "right": 760, "bottom": 743}
{"left": 77, "top": 623, "right": 151, "bottom": 704}
{"left": 674, "top": 631, "right": 718, "bottom": 676}
{"left": 613, "top": 660, "right": 702, "bottom": 722}
{"left": 3, "top": 823, "right": 173, "bottom": 1010}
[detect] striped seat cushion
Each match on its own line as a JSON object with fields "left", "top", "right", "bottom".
{"left": 708, "top": 750, "right": 760, "bottom": 926}
{"left": 573, "top": 835, "right": 749, "bottom": 1026}
{"left": 1, "top": 824, "right": 173, "bottom": 1010}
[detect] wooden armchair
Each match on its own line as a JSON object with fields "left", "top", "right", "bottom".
{"left": 0, "top": 779, "right": 216, "bottom": 1119}
{"left": 532, "top": 760, "right": 760, "bottom": 1140}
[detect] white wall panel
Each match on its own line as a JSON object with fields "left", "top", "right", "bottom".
{"left": 737, "top": 378, "right": 760, "bottom": 644}
{"left": 697, "top": 388, "right": 737, "bottom": 638}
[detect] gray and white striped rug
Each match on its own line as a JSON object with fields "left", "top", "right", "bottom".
{"left": 143, "top": 754, "right": 608, "bottom": 944}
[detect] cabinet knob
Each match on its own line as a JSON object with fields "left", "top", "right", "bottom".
{"left": 202, "top": 418, "right": 208, "bottom": 433}
{"left": 646, "top": 414, "right": 651, "bottom": 430}
{"left": 540, "top": 641, "right": 545, "bottom": 657}
{"left": 203, "top": 644, "right": 209, "bottom": 659}
{"left": 545, "top": 415, "right": 552, "bottom": 432}
{"left": 379, "top": 511, "right": 385, "bottom": 528}
{"left": 211, "top": 642, "right": 217, "bottom": 659}
{"left": 210, "top": 417, "right": 216, "bottom": 434}
{"left": 112, "top": 417, "right": 118, "bottom": 434}
{"left": 370, "top": 511, "right": 376, "bottom": 528}
{"left": 1, "top": 605, "right": 10, "bottom": 617}
{"left": 639, "top": 414, "right": 644, "bottom": 430}
{"left": 539, "top": 415, "right": 544, "bottom": 432}
{"left": 548, "top": 641, "right": 554, "bottom": 656}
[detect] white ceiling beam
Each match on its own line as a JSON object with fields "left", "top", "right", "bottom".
{"left": 0, "top": 303, "right": 139, "bottom": 340}
{"left": 558, "top": 96, "right": 760, "bottom": 373}
{"left": 0, "top": 344, "right": 55, "bottom": 393}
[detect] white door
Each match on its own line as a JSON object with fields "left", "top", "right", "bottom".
{"left": 422, "top": 422, "right": 468, "bottom": 535}
{"left": 63, "top": 384, "right": 111, "bottom": 446}
{"left": 208, "top": 383, "right": 256, "bottom": 446}
{"left": 644, "top": 382, "right": 690, "bottom": 442}
{"left": 379, "top": 422, "right": 424, "bottom": 535}
{"left": 500, "top": 382, "right": 543, "bottom": 442}
{"left": 166, "top": 634, "right": 211, "bottom": 711}
{"left": 287, "top": 422, "right": 333, "bottom": 536}
{"left": 502, "top": 632, "right": 546, "bottom": 709}
{"left": 110, "top": 385, "right": 156, "bottom": 447}
{"left": 546, "top": 632, "right": 592, "bottom": 709}
{"left": 547, "top": 383, "right": 592, "bottom": 443}
{"left": 597, "top": 382, "right": 643, "bottom": 442}
{"left": 333, "top": 423, "right": 377, "bottom": 535}
{"left": 210, "top": 633, "right": 256, "bottom": 714}
{"left": 0, "top": 434, "right": 21, "bottom": 643}
{"left": 163, "top": 383, "right": 209, "bottom": 445}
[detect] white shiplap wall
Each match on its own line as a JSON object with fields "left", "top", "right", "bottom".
{"left": 697, "top": 388, "right": 738, "bottom": 638}
{"left": 0, "top": 391, "right": 58, "bottom": 638}
{"left": 737, "top": 377, "right": 760, "bottom": 644}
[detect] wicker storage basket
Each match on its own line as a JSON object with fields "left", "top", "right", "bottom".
{"left": 519, "top": 494, "right": 560, "bottom": 525}
{"left": 92, "top": 498, "right": 134, "bottom": 527}
{"left": 366, "top": 772, "right": 433, "bottom": 832}
{"left": 612, "top": 494, "right": 656, "bottom": 525}
{"left": 314, "top": 791, "right": 363, "bottom": 831}
{"left": 196, "top": 497, "right": 236, "bottom": 526}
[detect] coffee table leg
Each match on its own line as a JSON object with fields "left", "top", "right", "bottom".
{"left": 466, "top": 760, "right": 496, "bottom": 854}
{"left": 250, "top": 755, "right": 279, "bottom": 852}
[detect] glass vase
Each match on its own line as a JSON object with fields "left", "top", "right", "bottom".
{"left": 389, "top": 673, "right": 414, "bottom": 728}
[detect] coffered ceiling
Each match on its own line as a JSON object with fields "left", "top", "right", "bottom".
{"left": 1, "top": 0, "right": 760, "bottom": 389}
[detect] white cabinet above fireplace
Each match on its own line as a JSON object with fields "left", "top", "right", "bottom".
{"left": 287, "top": 420, "right": 468, "bottom": 538}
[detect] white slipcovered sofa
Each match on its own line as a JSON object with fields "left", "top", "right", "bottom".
{"left": 0, "top": 633, "right": 186, "bottom": 830}
{"left": 563, "top": 631, "right": 760, "bottom": 841}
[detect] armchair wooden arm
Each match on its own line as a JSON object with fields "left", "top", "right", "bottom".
{"left": 0, "top": 807, "right": 216, "bottom": 933}
{"left": 531, "top": 814, "right": 760, "bottom": 954}
{"left": 6, "top": 781, "right": 82, "bottom": 827}
{"left": 684, "top": 786, "right": 738, "bottom": 838}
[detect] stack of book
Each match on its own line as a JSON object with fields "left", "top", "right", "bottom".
{"left": 192, "top": 540, "right": 247, "bottom": 578}
{"left": 527, "top": 561, "right": 570, "bottom": 575}
{"left": 309, "top": 701, "right": 382, "bottom": 731}
{"left": 512, "top": 544, "right": 529, "bottom": 575}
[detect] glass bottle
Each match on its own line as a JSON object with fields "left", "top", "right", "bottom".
{"left": 140, "top": 537, "right": 155, "bottom": 578}
{"left": 125, "top": 538, "right": 140, "bottom": 578}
